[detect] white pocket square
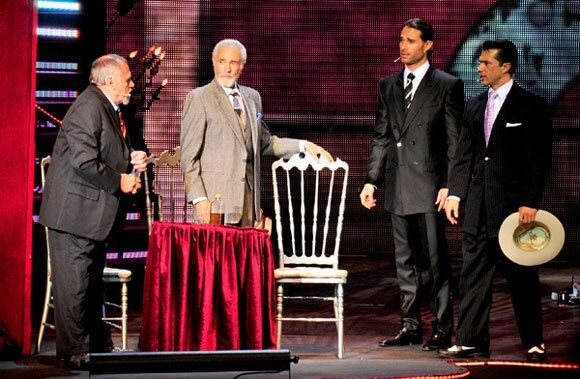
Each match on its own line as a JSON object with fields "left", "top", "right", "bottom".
{"left": 505, "top": 122, "right": 522, "bottom": 127}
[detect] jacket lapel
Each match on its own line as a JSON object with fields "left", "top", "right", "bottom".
{"left": 401, "top": 67, "right": 435, "bottom": 133}
{"left": 209, "top": 79, "right": 245, "bottom": 147}
{"left": 471, "top": 92, "right": 488, "bottom": 150}
{"left": 93, "top": 86, "right": 131, "bottom": 153}
{"left": 239, "top": 86, "right": 258, "bottom": 152}
{"left": 391, "top": 72, "right": 405, "bottom": 141}
{"left": 487, "top": 83, "right": 519, "bottom": 150}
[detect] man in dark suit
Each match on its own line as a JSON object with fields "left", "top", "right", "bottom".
{"left": 181, "top": 39, "right": 332, "bottom": 226}
{"left": 360, "top": 18, "right": 464, "bottom": 350}
{"left": 39, "top": 54, "right": 147, "bottom": 369}
{"left": 437, "top": 40, "right": 552, "bottom": 362}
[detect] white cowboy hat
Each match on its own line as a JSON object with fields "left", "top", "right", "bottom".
{"left": 498, "top": 210, "right": 565, "bottom": 266}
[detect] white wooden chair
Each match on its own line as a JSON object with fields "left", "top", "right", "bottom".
{"left": 36, "top": 156, "right": 132, "bottom": 353}
{"left": 272, "top": 152, "right": 349, "bottom": 359}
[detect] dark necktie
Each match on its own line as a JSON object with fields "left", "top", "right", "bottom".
{"left": 404, "top": 72, "right": 415, "bottom": 111}
{"left": 117, "top": 109, "right": 127, "bottom": 139}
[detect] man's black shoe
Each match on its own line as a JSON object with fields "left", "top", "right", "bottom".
{"left": 379, "top": 328, "right": 422, "bottom": 347}
{"left": 527, "top": 345, "right": 547, "bottom": 362}
{"left": 64, "top": 352, "right": 90, "bottom": 370}
{"left": 437, "top": 345, "right": 490, "bottom": 359}
{"left": 422, "top": 331, "right": 452, "bottom": 351}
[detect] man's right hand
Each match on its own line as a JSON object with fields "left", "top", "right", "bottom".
{"left": 445, "top": 198, "right": 460, "bottom": 225}
{"left": 120, "top": 173, "right": 141, "bottom": 194}
{"left": 194, "top": 199, "right": 211, "bottom": 224}
{"left": 359, "top": 184, "right": 377, "bottom": 209}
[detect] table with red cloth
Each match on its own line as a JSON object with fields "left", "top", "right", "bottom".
{"left": 139, "top": 222, "right": 277, "bottom": 351}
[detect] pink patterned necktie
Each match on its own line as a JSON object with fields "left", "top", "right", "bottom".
{"left": 484, "top": 89, "right": 497, "bottom": 146}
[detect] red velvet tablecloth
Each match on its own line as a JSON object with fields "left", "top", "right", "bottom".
{"left": 139, "top": 222, "right": 276, "bottom": 351}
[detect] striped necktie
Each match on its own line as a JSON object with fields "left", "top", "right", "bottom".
{"left": 404, "top": 72, "right": 415, "bottom": 111}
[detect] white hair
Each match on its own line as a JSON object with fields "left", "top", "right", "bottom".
{"left": 212, "top": 39, "right": 247, "bottom": 63}
{"left": 89, "top": 54, "right": 127, "bottom": 85}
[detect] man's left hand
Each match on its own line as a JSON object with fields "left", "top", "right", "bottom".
{"left": 305, "top": 141, "right": 334, "bottom": 163}
{"left": 518, "top": 206, "right": 538, "bottom": 224}
{"left": 435, "top": 188, "right": 449, "bottom": 212}
{"left": 130, "top": 150, "right": 148, "bottom": 173}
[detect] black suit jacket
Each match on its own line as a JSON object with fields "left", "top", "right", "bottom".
{"left": 365, "top": 66, "right": 464, "bottom": 215}
{"left": 40, "top": 85, "right": 132, "bottom": 241}
{"left": 448, "top": 82, "right": 552, "bottom": 237}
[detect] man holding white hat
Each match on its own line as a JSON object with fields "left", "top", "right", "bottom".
{"left": 438, "top": 39, "right": 552, "bottom": 362}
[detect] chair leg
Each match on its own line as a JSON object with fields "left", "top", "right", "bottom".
{"left": 121, "top": 282, "right": 128, "bottom": 350}
{"left": 36, "top": 277, "right": 52, "bottom": 354}
{"left": 336, "top": 283, "right": 344, "bottom": 359}
{"left": 276, "top": 284, "right": 283, "bottom": 349}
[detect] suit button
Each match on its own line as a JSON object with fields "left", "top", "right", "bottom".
{"left": 484, "top": 156, "right": 490, "bottom": 161}
{"left": 411, "top": 140, "right": 416, "bottom": 145}
{"left": 397, "top": 142, "right": 402, "bottom": 147}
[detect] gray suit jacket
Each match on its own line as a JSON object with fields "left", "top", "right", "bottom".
{"left": 39, "top": 85, "right": 131, "bottom": 241}
{"left": 181, "top": 79, "right": 300, "bottom": 220}
{"left": 365, "top": 67, "right": 464, "bottom": 216}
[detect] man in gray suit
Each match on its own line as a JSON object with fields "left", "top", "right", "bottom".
{"left": 39, "top": 54, "right": 147, "bottom": 369}
{"left": 181, "top": 39, "right": 332, "bottom": 226}
{"left": 360, "top": 19, "right": 464, "bottom": 350}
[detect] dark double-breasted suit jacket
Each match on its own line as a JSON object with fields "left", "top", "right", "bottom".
{"left": 40, "top": 85, "right": 132, "bottom": 241}
{"left": 365, "top": 66, "right": 464, "bottom": 330}
{"left": 448, "top": 82, "right": 552, "bottom": 237}
{"left": 366, "top": 67, "right": 464, "bottom": 215}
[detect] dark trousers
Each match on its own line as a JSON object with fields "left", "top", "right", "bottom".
{"left": 390, "top": 212, "right": 452, "bottom": 333}
{"left": 48, "top": 228, "right": 113, "bottom": 357}
{"left": 455, "top": 231, "right": 543, "bottom": 350}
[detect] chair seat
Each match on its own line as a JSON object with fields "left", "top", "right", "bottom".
{"left": 103, "top": 267, "right": 132, "bottom": 281}
{"left": 275, "top": 267, "right": 348, "bottom": 280}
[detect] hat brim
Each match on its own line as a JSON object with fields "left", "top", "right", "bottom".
{"left": 498, "top": 210, "right": 565, "bottom": 266}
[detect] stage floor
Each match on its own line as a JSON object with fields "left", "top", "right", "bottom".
{"left": 2, "top": 257, "right": 579, "bottom": 378}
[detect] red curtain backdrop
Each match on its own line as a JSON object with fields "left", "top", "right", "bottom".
{"left": 0, "top": 1, "right": 36, "bottom": 355}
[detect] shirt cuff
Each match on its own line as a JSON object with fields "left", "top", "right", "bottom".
{"left": 299, "top": 140, "right": 306, "bottom": 152}
{"left": 447, "top": 195, "right": 461, "bottom": 202}
{"left": 364, "top": 183, "right": 377, "bottom": 191}
{"left": 192, "top": 196, "right": 208, "bottom": 205}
